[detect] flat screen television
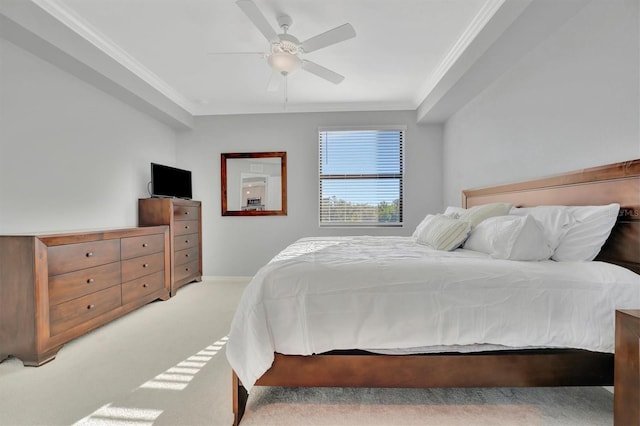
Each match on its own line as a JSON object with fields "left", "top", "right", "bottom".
{"left": 151, "top": 163, "right": 192, "bottom": 199}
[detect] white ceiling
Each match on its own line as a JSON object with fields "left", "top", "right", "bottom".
{"left": 51, "top": 0, "right": 493, "bottom": 116}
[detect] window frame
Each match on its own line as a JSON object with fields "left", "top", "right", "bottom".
{"left": 318, "top": 125, "right": 406, "bottom": 228}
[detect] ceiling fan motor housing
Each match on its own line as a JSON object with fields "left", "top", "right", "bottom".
{"left": 274, "top": 34, "right": 300, "bottom": 54}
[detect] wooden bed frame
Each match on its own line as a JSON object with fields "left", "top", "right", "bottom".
{"left": 232, "top": 159, "right": 640, "bottom": 426}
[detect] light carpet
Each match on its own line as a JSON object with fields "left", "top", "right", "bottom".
{"left": 241, "top": 386, "right": 612, "bottom": 425}
{"left": 0, "top": 279, "right": 613, "bottom": 425}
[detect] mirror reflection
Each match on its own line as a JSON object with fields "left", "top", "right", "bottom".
{"left": 221, "top": 152, "right": 287, "bottom": 216}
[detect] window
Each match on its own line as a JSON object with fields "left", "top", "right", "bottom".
{"left": 319, "top": 127, "right": 404, "bottom": 227}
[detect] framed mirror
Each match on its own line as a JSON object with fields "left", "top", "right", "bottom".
{"left": 221, "top": 152, "right": 287, "bottom": 216}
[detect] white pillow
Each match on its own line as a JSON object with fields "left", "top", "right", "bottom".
{"left": 510, "top": 206, "right": 574, "bottom": 252}
{"left": 443, "top": 206, "right": 465, "bottom": 219}
{"left": 412, "top": 214, "right": 436, "bottom": 239}
{"left": 552, "top": 203, "right": 620, "bottom": 261}
{"left": 458, "top": 202, "right": 513, "bottom": 228}
{"left": 414, "top": 214, "right": 471, "bottom": 251}
{"left": 464, "top": 215, "right": 553, "bottom": 260}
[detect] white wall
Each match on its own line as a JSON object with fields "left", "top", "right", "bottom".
{"left": 0, "top": 39, "right": 178, "bottom": 233}
{"left": 177, "top": 111, "right": 443, "bottom": 276}
{"left": 443, "top": 0, "right": 640, "bottom": 207}
{"left": 6, "top": 0, "right": 633, "bottom": 277}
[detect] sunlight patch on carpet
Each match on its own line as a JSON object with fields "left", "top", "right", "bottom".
{"left": 139, "top": 336, "right": 227, "bottom": 390}
{"left": 73, "top": 404, "right": 162, "bottom": 425}
{"left": 73, "top": 335, "right": 228, "bottom": 425}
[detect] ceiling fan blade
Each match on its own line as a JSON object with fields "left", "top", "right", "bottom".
{"left": 302, "top": 60, "right": 344, "bottom": 84}
{"left": 301, "top": 23, "right": 356, "bottom": 53}
{"left": 267, "top": 71, "right": 281, "bottom": 91}
{"left": 236, "top": 0, "right": 278, "bottom": 42}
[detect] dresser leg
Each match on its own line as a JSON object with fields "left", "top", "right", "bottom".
{"left": 19, "top": 346, "right": 63, "bottom": 367}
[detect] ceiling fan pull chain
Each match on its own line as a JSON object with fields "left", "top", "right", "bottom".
{"left": 283, "top": 73, "right": 288, "bottom": 110}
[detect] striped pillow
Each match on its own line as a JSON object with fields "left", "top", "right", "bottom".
{"left": 458, "top": 202, "right": 513, "bottom": 228}
{"left": 414, "top": 214, "right": 471, "bottom": 251}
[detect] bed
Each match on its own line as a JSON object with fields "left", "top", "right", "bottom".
{"left": 228, "top": 159, "right": 640, "bottom": 426}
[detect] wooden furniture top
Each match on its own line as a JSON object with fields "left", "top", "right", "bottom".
{"left": 618, "top": 309, "right": 640, "bottom": 318}
{"left": 2, "top": 227, "right": 168, "bottom": 245}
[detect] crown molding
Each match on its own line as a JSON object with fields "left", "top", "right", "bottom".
{"left": 414, "top": 0, "right": 505, "bottom": 106}
{"left": 416, "top": 0, "right": 591, "bottom": 123}
{"left": 32, "top": 0, "right": 196, "bottom": 114}
{"left": 192, "top": 100, "right": 416, "bottom": 116}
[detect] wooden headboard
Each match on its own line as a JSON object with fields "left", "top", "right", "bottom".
{"left": 462, "top": 159, "right": 640, "bottom": 274}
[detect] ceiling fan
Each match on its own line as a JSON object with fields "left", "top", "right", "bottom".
{"left": 228, "top": 0, "right": 357, "bottom": 92}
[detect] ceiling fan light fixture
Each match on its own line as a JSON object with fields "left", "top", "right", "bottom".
{"left": 235, "top": 0, "right": 355, "bottom": 90}
{"left": 268, "top": 52, "right": 302, "bottom": 75}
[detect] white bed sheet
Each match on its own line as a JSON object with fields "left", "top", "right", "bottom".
{"left": 226, "top": 236, "right": 640, "bottom": 392}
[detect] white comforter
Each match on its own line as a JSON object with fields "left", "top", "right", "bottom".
{"left": 226, "top": 236, "right": 640, "bottom": 392}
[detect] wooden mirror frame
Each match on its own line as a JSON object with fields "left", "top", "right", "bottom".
{"left": 221, "top": 152, "right": 287, "bottom": 216}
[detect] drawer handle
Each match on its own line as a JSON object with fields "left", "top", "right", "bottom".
{"left": 185, "top": 253, "right": 190, "bottom": 258}
{"left": 185, "top": 240, "right": 189, "bottom": 244}
{"left": 184, "top": 225, "right": 189, "bottom": 229}
{"left": 87, "top": 278, "right": 94, "bottom": 284}
{"left": 185, "top": 267, "right": 189, "bottom": 271}
{"left": 87, "top": 304, "right": 95, "bottom": 310}
{"left": 185, "top": 211, "right": 190, "bottom": 215}
{"left": 142, "top": 243, "right": 148, "bottom": 247}
{"left": 143, "top": 283, "right": 148, "bottom": 288}
{"left": 143, "top": 263, "right": 149, "bottom": 268}
{"left": 86, "top": 252, "right": 94, "bottom": 258}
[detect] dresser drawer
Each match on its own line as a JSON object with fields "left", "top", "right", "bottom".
{"left": 175, "top": 260, "right": 200, "bottom": 282}
{"left": 50, "top": 285, "right": 121, "bottom": 336}
{"left": 122, "top": 270, "right": 165, "bottom": 305}
{"left": 121, "top": 233, "right": 164, "bottom": 260}
{"left": 49, "top": 262, "right": 121, "bottom": 305}
{"left": 175, "top": 246, "right": 199, "bottom": 267}
{"left": 173, "top": 205, "right": 199, "bottom": 221}
{"left": 174, "top": 220, "right": 199, "bottom": 236}
{"left": 48, "top": 239, "right": 120, "bottom": 276}
{"left": 121, "top": 252, "right": 164, "bottom": 282}
{"left": 174, "top": 233, "right": 198, "bottom": 251}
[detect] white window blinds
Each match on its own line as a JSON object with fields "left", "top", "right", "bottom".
{"left": 319, "top": 128, "right": 404, "bottom": 227}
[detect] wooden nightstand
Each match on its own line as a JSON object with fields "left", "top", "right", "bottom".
{"left": 615, "top": 309, "right": 640, "bottom": 426}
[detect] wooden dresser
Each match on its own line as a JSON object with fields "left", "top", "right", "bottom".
{"left": 138, "top": 198, "right": 202, "bottom": 295}
{"left": 0, "top": 226, "right": 170, "bottom": 366}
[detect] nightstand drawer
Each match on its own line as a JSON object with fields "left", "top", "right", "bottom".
{"left": 48, "top": 239, "right": 120, "bottom": 275}
{"left": 174, "top": 220, "right": 198, "bottom": 236}
{"left": 121, "top": 233, "right": 164, "bottom": 260}
{"left": 175, "top": 247, "right": 199, "bottom": 266}
{"left": 174, "top": 260, "right": 199, "bottom": 282}
{"left": 122, "top": 271, "right": 165, "bottom": 305}
{"left": 121, "top": 252, "right": 165, "bottom": 282}
{"left": 49, "top": 262, "right": 121, "bottom": 305}
{"left": 174, "top": 233, "right": 198, "bottom": 251}
{"left": 50, "top": 286, "right": 121, "bottom": 336}
{"left": 173, "top": 205, "right": 199, "bottom": 221}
